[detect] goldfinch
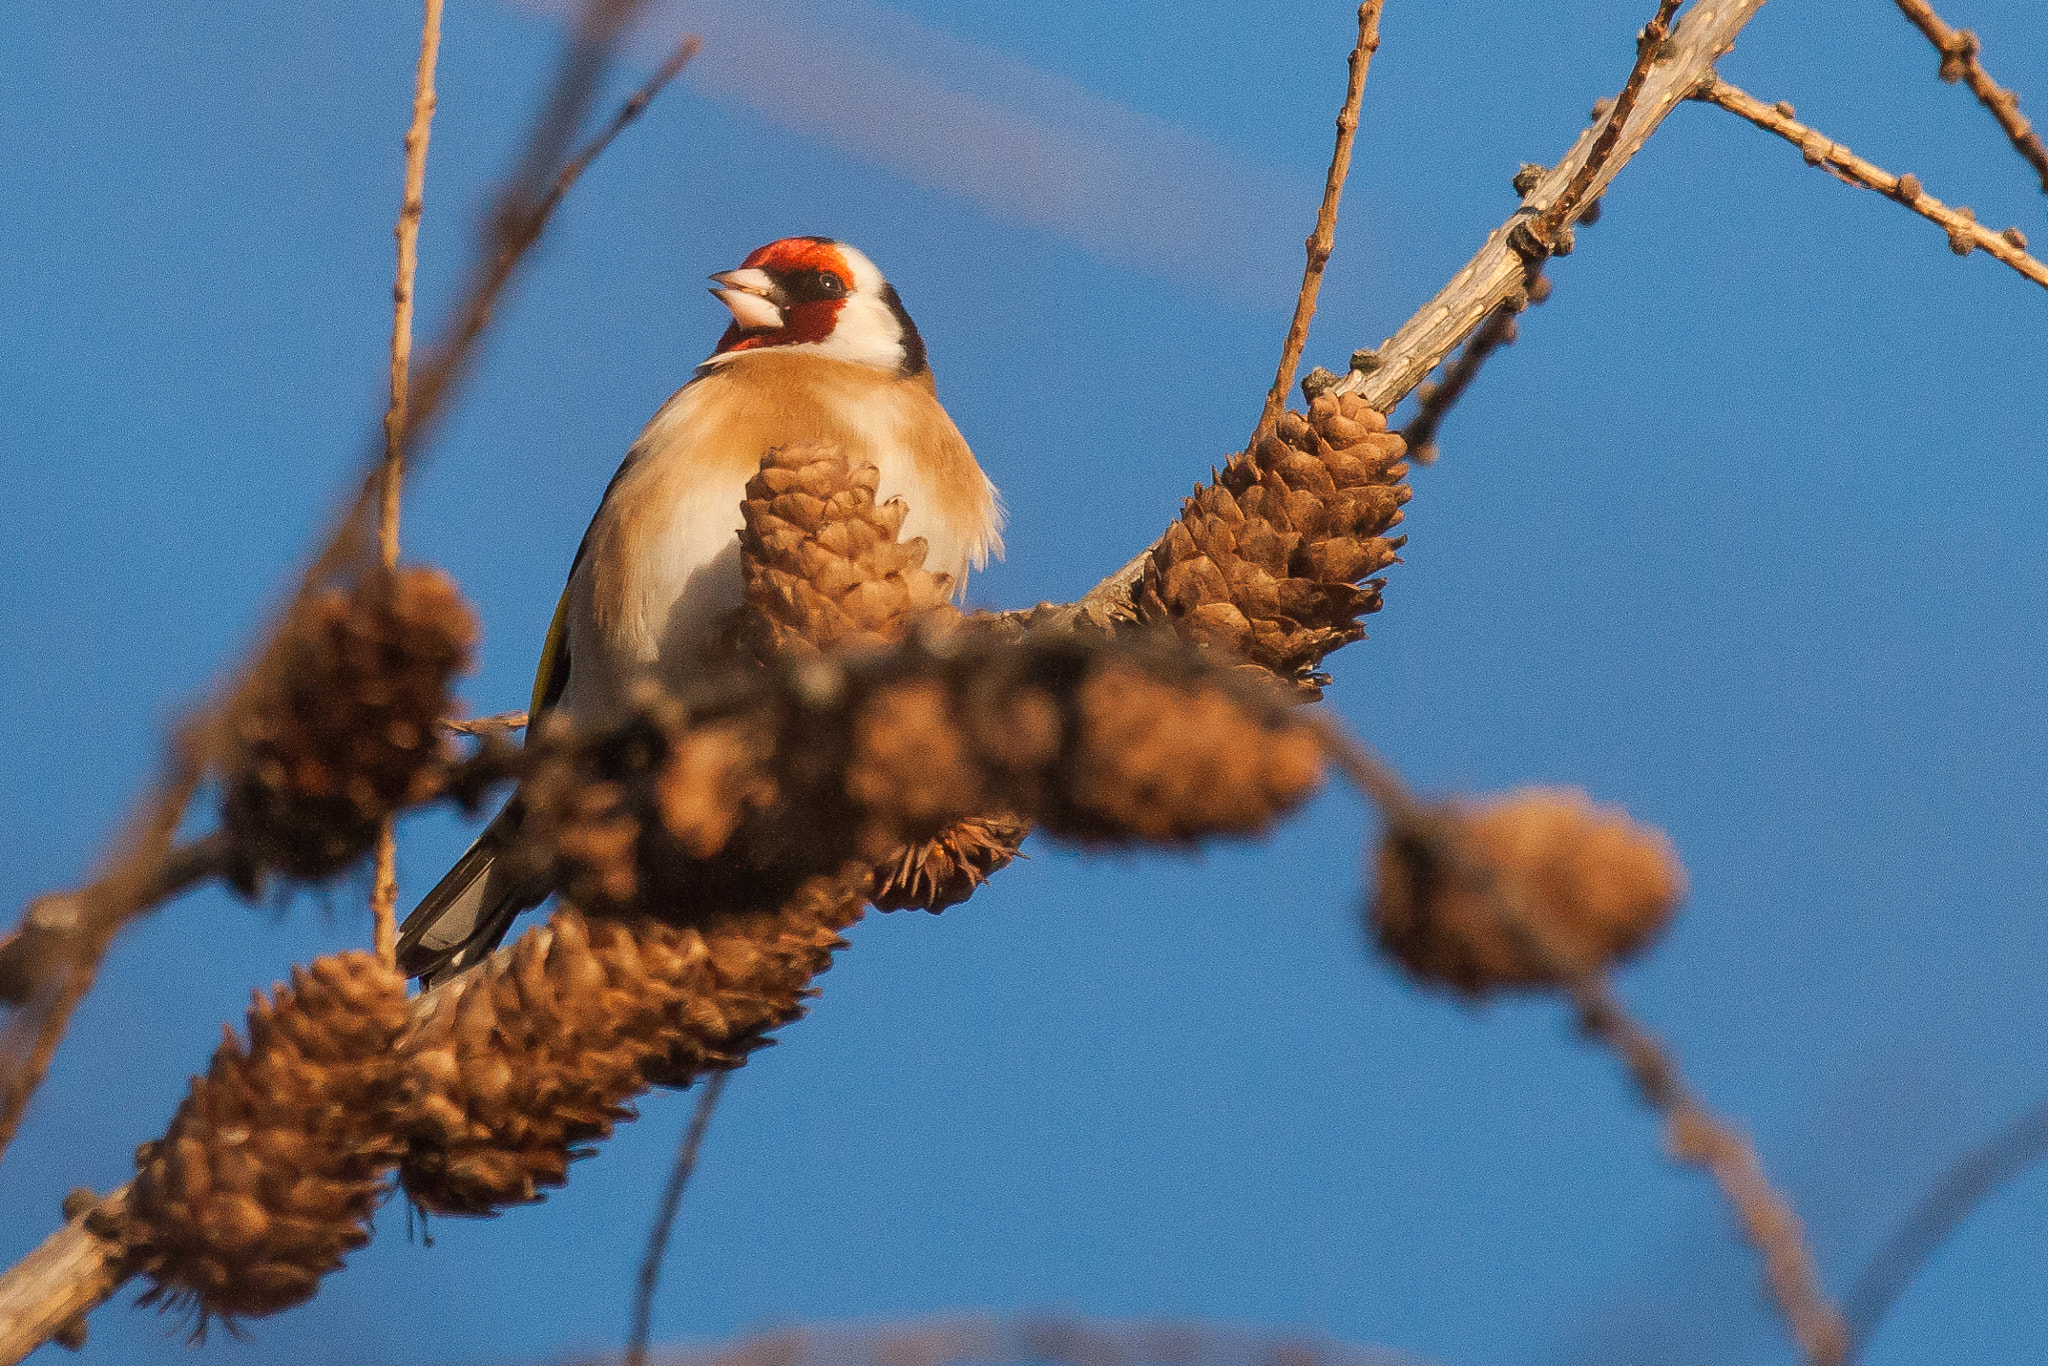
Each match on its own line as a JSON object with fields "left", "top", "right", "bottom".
{"left": 396, "top": 237, "right": 1003, "bottom": 980}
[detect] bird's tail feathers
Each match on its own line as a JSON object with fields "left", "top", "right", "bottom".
{"left": 395, "top": 802, "right": 548, "bottom": 984}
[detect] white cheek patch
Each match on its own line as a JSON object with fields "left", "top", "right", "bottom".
{"left": 716, "top": 289, "right": 783, "bottom": 332}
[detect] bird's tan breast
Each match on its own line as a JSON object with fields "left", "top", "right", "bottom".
{"left": 576, "top": 352, "right": 1001, "bottom": 709}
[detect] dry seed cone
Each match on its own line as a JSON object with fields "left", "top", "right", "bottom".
{"left": 1374, "top": 787, "right": 1685, "bottom": 994}
{"left": 1050, "top": 657, "right": 1325, "bottom": 842}
{"left": 1138, "top": 393, "right": 1410, "bottom": 697}
{"left": 128, "top": 952, "right": 409, "bottom": 1326}
{"left": 869, "top": 814, "right": 1030, "bottom": 913}
{"left": 398, "top": 876, "right": 866, "bottom": 1215}
{"left": 730, "top": 441, "right": 962, "bottom": 660}
{"left": 220, "top": 564, "right": 477, "bottom": 886}
{"left": 515, "top": 694, "right": 781, "bottom": 920}
{"left": 840, "top": 635, "right": 1327, "bottom": 851}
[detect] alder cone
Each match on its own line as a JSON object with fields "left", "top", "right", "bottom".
{"left": 1374, "top": 788, "right": 1686, "bottom": 994}
{"left": 398, "top": 877, "right": 864, "bottom": 1215}
{"left": 127, "top": 952, "right": 409, "bottom": 1326}
{"left": 1138, "top": 393, "right": 1410, "bottom": 697}
{"left": 516, "top": 692, "right": 780, "bottom": 920}
{"left": 220, "top": 564, "right": 477, "bottom": 886}
{"left": 730, "top": 441, "right": 962, "bottom": 660}
{"left": 869, "top": 814, "right": 1030, "bottom": 913}
{"left": 838, "top": 635, "right": 1327, "bottom": 851}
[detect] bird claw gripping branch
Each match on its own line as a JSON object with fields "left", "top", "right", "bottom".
{"left": 1137, "top": 393, "right": 1410, "bottom": 700}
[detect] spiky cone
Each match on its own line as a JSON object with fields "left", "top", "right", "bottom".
{"left": 1373, "top": 787, "right": 1686, "bottom": 995}
{"left": 720, "top": 440, "right": 1017, "bottom": 906}
{"left": 397, "top": 876, "right": 866, "bottom": 1215}
{"left": 729, "top": 441, "right": 963, "bottom": 661}
{"left": 869, "top": 814, "right": 1030, "bottom": 913}
{"left": 1137, "top": 393, "right": 1410, "bottom": 697}
{"left": 220, "top": 564, "right": 478, "bottom": 888}
{"left": 822, "top": 632, "right": 1329, "bottom": 853}
{"left": 126, "top": 952, "right": 409, "bottom": 1327}
{"left": 514, "top": 634, "right": 1322, "bottom": 925}
{"left": 512, "top": 688, "right": 786, "bottom": 920}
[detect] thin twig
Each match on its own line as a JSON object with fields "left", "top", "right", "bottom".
{"left": 1530, "top": 0, "right": 1682, "bottom": 251}
{"left": 441, "top": 710, "right": 532, "bottom": 735}
{"left": 1312, "top": 718, "right": 1848, "bottom": 1366}
{"left": 0, "top": 0, "right": 687, "bottom": 1171}
{"left": 626, "top": 1071, "right": 730, "bottom": 1366}
{"left": 1020, "top": 0, "right": 1772, "bottom": 631}
{"left": 0, "top": 751, "right": 202, "bottom": 1165}
{"left": 1695, "top": 78, "right": 2048, "bottom": 292}
{"left": 1892, "top": 0, "right": 2048, "bottom": 196}
{"left": 1842, "top": 1091, "right": 2048, "bottom": 1363}
{"left": 1253, "top": 1, "right": 1384, "bottom": 448}
{"left": 372, "top": 0, "right": 447, "bottom": 970}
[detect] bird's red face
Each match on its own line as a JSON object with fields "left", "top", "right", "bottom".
{"left": 707, "top": 237, "right": 926, "bottom": 375}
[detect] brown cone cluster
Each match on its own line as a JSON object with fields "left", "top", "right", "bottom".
{"left": 1138, "top": 393, "right": 1410, "bottom": 697}
{"left": 869, "top": 815, "right": 1030, "bottom": 913}
{"left": 220, "top": 565, "right": 477, "bottom": 886}
{"left": 511, "top": 634, "right": 1324, "bottom": 925}
{"left": 1373, "top": 787, "right": 1685, "bottom": 994}
{"left": 730, "top": 441, "right": 962, "bottom": 660}
{"left": 829, "top": 639, "right": 1328, "bottom": 849}
{"left": 398, "top": 879, "right": 864, "bottom": 1214}
{"left": 127, "top": 952, "right": 409, "bottom": 1326}
{"left": 515, "top": 696, "right": 781, "bottom": 920}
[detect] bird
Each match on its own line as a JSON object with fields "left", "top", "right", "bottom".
{"left": 395, "top": 236, "right": 1003, "bottom": 981}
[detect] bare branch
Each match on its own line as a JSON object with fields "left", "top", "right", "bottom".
{"left": 1254, "top": 1, "right": 1384, "bottom": 447}
{"left": 1892, "top": 0, "right": 2048, "bottom": 196}
{"left": 0, "top": 0, "right": 693, "bottom": 1171}
{"left": 1398, "top": 269, "right": 1552, "bottom": 465}
{"left": 0, "top": 1188, "right": 128, "bottom": 1363}
{"left": 1531, "top": 0, "right": 1683, "bottom": 249}
{"left": 373, "top": 0, "right": 448, "bottom": 969}
{"left": 626, "top": 1072, "right": 730, "bottom": 1366}
{"left": 1696, "top": 77, "right": 2048, "bottom": 292}
{"left": 443, "top": 710, "right": 532, "bottom": 735}
{"left": 1055, "top": 0, "right": 1769, "bottom": 620}
{"left": 1328, "top": 0, "right": 1763, "bottom": 413}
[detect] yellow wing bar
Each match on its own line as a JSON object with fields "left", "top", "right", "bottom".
{"left": 529, "top": 583, "right": 572, "bottom": 719}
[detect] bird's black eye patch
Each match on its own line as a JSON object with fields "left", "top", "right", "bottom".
{"left": 777, "top": 267, "right": 848, "bottom": 304}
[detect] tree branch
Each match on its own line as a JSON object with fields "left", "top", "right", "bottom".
{"left": 1891, "top": 0, "right": 2048, "bottom": 196}
{"left": 0, "top": 0, "right": 691, "bottom": 1171}
{"left": 1531, "top": 0, "right": 1683, "bottom": 249}
{"left": 1842, "top": 1091, "right": 2048, "bottom": 1364}
{"left": 1314, "top": 721, "right": 1848, "bottom": 1366}
{"left": 1055, "top": 0, "right": 1769, "bottom": 621}
{"left": 626, "top": 1073, "right": 729, "bottom": 1366}
{"left": 373, "top": 0, "right": 448, "bottom": 969}
{"left": 1695, "top": 77, "right": 2048, "bottom": 291}
{"left": 1330, "top": 0, "right": 1764, "bottom": 411}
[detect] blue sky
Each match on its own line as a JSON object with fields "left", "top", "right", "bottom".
{"left": 3, "top": 1, "right": 2046, "bottom": 1363}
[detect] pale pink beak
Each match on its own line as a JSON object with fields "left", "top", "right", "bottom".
{"left": 709, "top": 267, "right": 784, "bottom": 331}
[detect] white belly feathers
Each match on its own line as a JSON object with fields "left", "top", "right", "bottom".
{"left": 553, "top": 350, "right": 1001, "bottom": 728}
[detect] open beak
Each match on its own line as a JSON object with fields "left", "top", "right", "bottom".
{"left": 709, "top": 267, "right": 785, "bottom": 331}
